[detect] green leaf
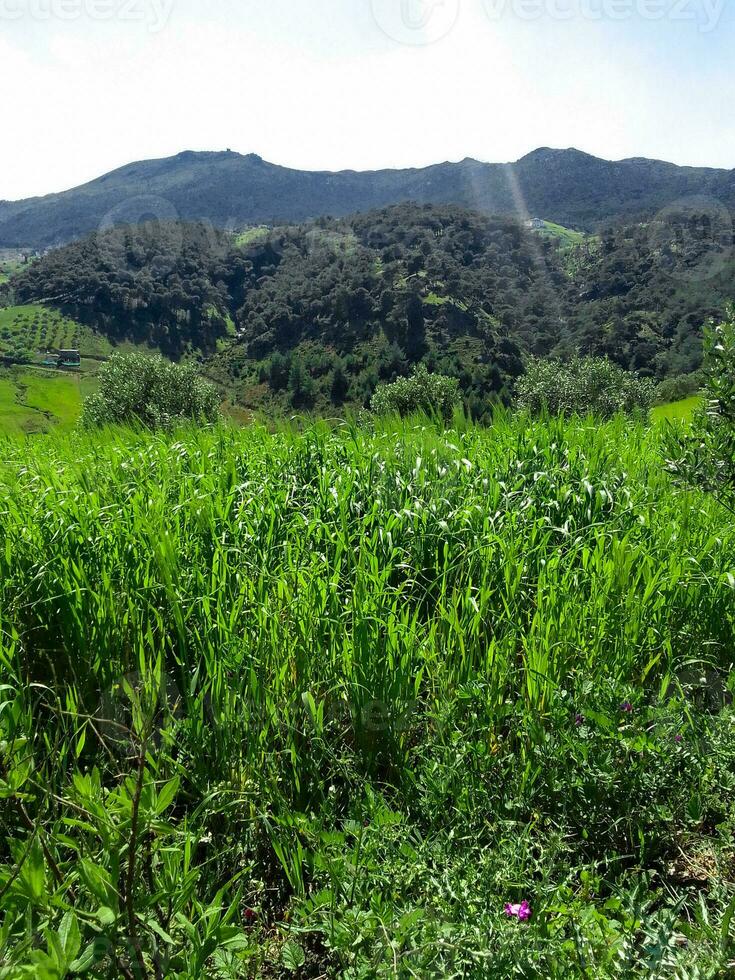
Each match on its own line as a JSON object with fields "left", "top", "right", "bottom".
{"left": 721, "top": 892, "right": 735, "bottom": 951}
{"left": 155, "top": 776, "right": 180, "bottom": 814}
{"left": 70, "top": 941, "right": 102, "bottom": 974}
{"left": 59, "top": 911, "right": 82, "bottom": 964}
{"left": 282, "top": 940, "right": 306, "bottom": 971}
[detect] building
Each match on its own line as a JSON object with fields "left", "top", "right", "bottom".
{"left": 58, "top": 349, "right": 81, "bottom": 367}
{"left": 526, "top": 218, "right": 546, "bottom": 230}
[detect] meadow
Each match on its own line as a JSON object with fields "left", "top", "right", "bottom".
{"left": 0, "top": 412, "right": 734, "bottom": 978}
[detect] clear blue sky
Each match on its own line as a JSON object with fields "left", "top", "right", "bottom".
{"left": 1, "top": 0, "right": 734, "bottom": 199}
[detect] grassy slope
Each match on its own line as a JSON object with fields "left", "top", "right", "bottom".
{"left": 0, "top": 303, "right": 107, "bottom": 433}
{"left": 535, "top": 219, "right": 587, "bottom": 249}
{"left": 0, "top": 415, "right": 734, "bottom": 977}
{"left": 0, "top": 366, "right": 95, "bottom": 435}
{"left": 652, "top": 395, "right": 703, "bottom": 422}
{"left": 0, "top": 302, "right": 175, "bottom": 432}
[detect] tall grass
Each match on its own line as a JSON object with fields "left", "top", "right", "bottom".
{"left": 0, "top": 414, "right": 734, "bottom": 977}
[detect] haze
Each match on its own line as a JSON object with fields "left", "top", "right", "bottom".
{"left": 1, "top": 0, "right": 734, "bottom": 201}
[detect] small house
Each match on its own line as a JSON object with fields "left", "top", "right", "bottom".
{"left": 58, "top": 349, "right": 81, "bottom": 367}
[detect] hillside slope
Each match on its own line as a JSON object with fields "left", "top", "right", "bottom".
{"left": 7, "top": 202, "right": 734, "bottom": 418}
{"left": 1, "top": 147, "right": 734, "bottom": 248}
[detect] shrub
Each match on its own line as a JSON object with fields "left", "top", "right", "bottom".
{"left": 516, "top": 356, "right": 657, "bottom": 418}
{"left": 664, "top": 305, "right": 735, "bottom": 513}
{"left": 370, "top": 364, "right": 460, "bottom": 420}
{"left": 655, "top": 372, "right": 702, "bottom": 405}
{"left": 81, "top": 351, "right": 220, "bottom": 429}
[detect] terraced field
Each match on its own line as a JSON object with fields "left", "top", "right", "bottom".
{"left": 0, "top": 305, "right": 115, "bottom": 363}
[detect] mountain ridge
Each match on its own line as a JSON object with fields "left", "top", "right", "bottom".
{"left": 1, "top": 147, "right": 734, "bottom": 249}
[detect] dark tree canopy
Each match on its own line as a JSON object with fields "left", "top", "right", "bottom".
{"left": 7, "top": 203, "right": 734, "bottom": 415}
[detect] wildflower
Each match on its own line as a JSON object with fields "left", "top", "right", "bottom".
{"left": 675, "top": 734, "right": 683, "bottom": 744}
{"left": 620, "top": 701, "right": 633, "bottom": 714}
{"left": 504, "top": 900, "right": 531, "bottom": 921}
{"left": 575, "top": 713, "right": 584, "bottom": 727}
{"left": 243, "top": 908, "right": 257, "bottom": 925}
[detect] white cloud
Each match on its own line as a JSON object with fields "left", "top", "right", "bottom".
{"left": 0, "top": 0, "right": 733, "bottom": 200}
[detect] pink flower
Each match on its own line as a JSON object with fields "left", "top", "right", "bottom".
{"left": 575, "top": 713, "right": 584, "bottom": 727}
{"left": 504, "top": 900, "right": 531, "bottom": 921}
{"left": 675, "top": 734, "right": 683, "bottom": 744}
{"left": 620, "top": 701, "right": 633, "bottom": 714}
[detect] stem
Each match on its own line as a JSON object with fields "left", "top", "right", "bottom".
{"left": 124, "top": 738, "right": 149, "bottom": 980}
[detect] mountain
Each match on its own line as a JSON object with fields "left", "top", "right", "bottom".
{"left": 1, "top": 148, "right": 734, "bottom": 249}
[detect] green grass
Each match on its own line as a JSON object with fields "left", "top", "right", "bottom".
{"left": 0, "top": 366, "right": 87, "bottom": 434}
{"left": 0, "top": 256, "right": 24, "bottom": 285}
{"left": 534, "top": 219, "right": 588, "bottom": 249}
{"left": 0, "top": 374, "right": 44, "bottom": 435}
{"left": 0, "top": 413, "right": 734, "bottom": 977}
{"left": 652, "top": 395, "right": 703, "bottom": 422}
{"left": 234, "top": 226, "right": 270, "bottom": 247}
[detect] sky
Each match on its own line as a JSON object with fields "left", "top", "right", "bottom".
{"left": 1, "top": 0, "right": 734, "bottom": 200}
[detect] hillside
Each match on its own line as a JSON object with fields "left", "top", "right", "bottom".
{"left": 1, "top": 147, "right": 734, "bottom": 248}
{"left": 4, "top": 202, "right": 734, "bottom": 418}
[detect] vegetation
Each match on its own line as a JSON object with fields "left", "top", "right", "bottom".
{"left": 0, "top": 367, "right": 91, "bottom": 435}
{"left": 81, "top": 352, "right": 220, "bottom": 429}
{"left": 370, "top": 364, "right": 460, "bottom": 420}
{"left": 8, "top": 202, "right": 732, "bottom": 421}
{"left": 665, "top": 306, "right": 735, "bottom": 513}
{"left": 0, "top": 305, "right": 113, "bottom": 365}
{"left": 516, "top": 356, "right": 657, "bottom": 418}
{"left": 651, "top": 396, "right": 702, "bottom": 424}
{"left": 0, "top": 409, "right": 734, "bottom": 977}
{"left": 9, "top": 224, "right": 250, "bottom": 359}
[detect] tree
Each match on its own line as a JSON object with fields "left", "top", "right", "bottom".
{"left": 370, "top": 364, "right": 460, "bottom": 421}
{"left": 330, "top": 360, "right": 349, "bottom": 404}
{"left": 81, "top": 352, "right": 220, "bottom": 429}
{"left": 516, "top": 356, "right": 656, "bottom": 418}
{"left": 664, "top": 306, "right": 735, "bottom": 514}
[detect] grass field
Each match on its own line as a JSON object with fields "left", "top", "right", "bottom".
{"left": 652, "top": 395, "right": 703, "bottom": 422}
{"left": 0, "top": 365, "right": 95, "bottom": 434}
{"left": 534, "top": 219, "right": 588, "bottom": 249}
{"left": 0, "top": 255, "right": 24, "bottom": 285}
{"left": 234, "top": 226, "right": 271, "bottom": 247}
{"left": 1, "top": 413, "right": 734, "bottom": 977}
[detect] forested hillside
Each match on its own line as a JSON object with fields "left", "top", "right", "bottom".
{"left": 6, "top": 202, "right": 734, "bottom": 413}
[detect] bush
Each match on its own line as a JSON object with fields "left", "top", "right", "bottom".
{"left": 664, "top": 305, "right": 735, "bottom": 513}
{"left": 370, "top": 364, "right": 460, "bottom": 421}
{"left": 516, "top": 356, "right": 657, "bottom": 418}
{"left": 655, "top": 372, "right": 702, "bottom": 405}
{"left": 81, "top": 351, "right": 220, "bottom": 429}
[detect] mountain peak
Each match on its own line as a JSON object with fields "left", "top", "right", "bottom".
{"left": 0, "top": 147, "right": 732, "bottom": 249}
